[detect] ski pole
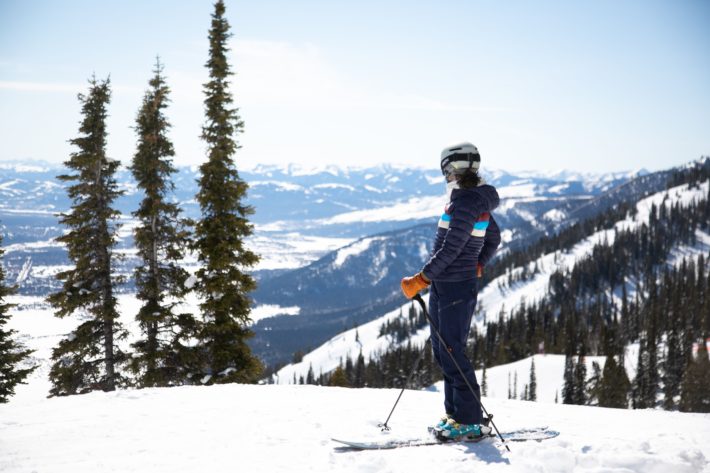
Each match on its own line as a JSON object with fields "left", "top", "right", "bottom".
{"left": 379, "top": 337, "right": 432, "bottom": 431}
{"left": 413, "top": 294, "right": 511, "bottom": 452}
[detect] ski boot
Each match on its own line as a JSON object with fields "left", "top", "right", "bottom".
{"left": 436, "top": 418, "right": 492, "bottom": 441}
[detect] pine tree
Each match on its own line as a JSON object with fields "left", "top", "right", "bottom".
{"left": 354, "top": 350, "right": 365, "bottom": 387}
{"left": 306, "top": 363, "right": 314, "bottom": 385}
{"left": 562, "top": 355, "right": 575, "bottom": 404}
{"left": 573, "top": 355, "right": 587, "bottom": 405}
{"left": 47, "top": 76, "right": 127, "bottom": 396}
{"left": 679, "top": 342, "right": 710, "bottom": 413}
{"left": 662, "top": 273, "right": 684, "bottom": 409}
{"left": 129, "top": 58, "right": 199, "bottom": 387}
{"left": 193, "top": 0, "right": 261, "bottom": 384}
{"left": 585, "top": 361, "right": 602, "bottom": 405}
{"left": 0, "top": 235, "right": 35, "bottom": 402}
{"left": 528, "top": 357, "right": 537, "bottom": 402}
{"left": 329, "top": 365, "right": 350, "bottom": 387}
{"left": 597, "top": 355, "right": 630, "bottom": 408}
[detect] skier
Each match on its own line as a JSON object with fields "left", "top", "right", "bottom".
{"left": 401, "top": 142, "right": 501, "bottom": 440}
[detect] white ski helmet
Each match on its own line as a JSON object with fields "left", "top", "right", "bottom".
{"left": 440, "top": 142, "right": 480, "bottom": 177}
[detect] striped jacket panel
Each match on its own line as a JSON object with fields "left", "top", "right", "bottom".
{"left": 423, "top": 185, "right": 501, "bottom": 282}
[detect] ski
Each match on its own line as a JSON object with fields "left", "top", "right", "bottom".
{"left": 332, "top": 426, "right": 559, "bottom": 450}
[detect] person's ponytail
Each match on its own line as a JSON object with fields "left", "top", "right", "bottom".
{"left": 456, "top": 169, "right": 481, "bottom": 189}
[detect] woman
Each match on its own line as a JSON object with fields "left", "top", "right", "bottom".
{"left": 401, "top": 142, "right": 501, "bottom": 440}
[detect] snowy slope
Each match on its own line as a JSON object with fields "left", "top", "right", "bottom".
{"left": 272, "top": 299, "right": 420, "bottom": 384}
{"left": 2, "top": 383, "right": 709, "bottom": 473}
{"left": 477, "top": 180, "right": 710, "bottom": 326}
{"left": 272, "top": 180, "right": 709, "bottom": 383}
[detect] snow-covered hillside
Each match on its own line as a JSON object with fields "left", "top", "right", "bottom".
{"left": 2, "top": 383, "right": 709, "bottom": 473}
{"left": 272, "top": 179, "right": 709, "bottom": 383}
{"left": 477, "top": 180, "right": 710, "bottom": 326}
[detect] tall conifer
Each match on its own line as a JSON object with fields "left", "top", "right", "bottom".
{"left": 193, "top": 0, "right": 261, "bottom": 384}
{"left": 47, "top": 77, "right": 126, "bottom": 395}
{"left": 528, "top": 357, "right": 537, "bottom": 402}
{"left": 598, "top": 355, "right": 630, "bottom": 408}
{"left": 129, "top": 59, "right": 198, "bottom": 387}
{"left": 562, "top": 355, "right": 574, "bottom": 404}
{"left": 0, "top": 235, "right": 35, "bottom": 402}
{"left": 573, "top": 354, "right": 587, "bottom": 405}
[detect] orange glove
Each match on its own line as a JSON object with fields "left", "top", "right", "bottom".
{"left": 401, "top": 272, "right": 430, "bottom": 299}
{"left": 477, "top": 264, "right": 484, "bottom": 278}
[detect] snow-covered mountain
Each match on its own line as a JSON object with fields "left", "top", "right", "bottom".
{"left": 0, "top": 159, "right": 684, "bottom": 366}
{"left": 270, "top": 173, "right": 710, "bottom": 382}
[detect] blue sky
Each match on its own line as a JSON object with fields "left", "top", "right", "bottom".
{"left": 0, "top": 0, "right": 708, "bottom": 173}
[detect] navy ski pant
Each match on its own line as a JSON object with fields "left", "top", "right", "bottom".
{"left": 429, "top": 278, "right": 482, "bottom": 425}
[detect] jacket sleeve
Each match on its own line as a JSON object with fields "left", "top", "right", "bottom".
{"left": 478, "top": 214, "right": 501, "bottom": 267}
{"left": 422, "top": 186, "right": 500, "bottom": 281}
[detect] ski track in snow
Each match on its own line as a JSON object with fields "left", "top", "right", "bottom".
{"left": 1, "top": 384, "right": 708, "bottom": 473}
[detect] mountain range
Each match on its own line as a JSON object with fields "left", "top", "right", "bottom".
{"left": 0, "top": 159, "right": 658, "bottom": 366}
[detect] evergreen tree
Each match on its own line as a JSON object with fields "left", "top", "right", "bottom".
{"left": 597, "top": 355, "right": 630, "bottom": 408}
{"left": 129, "top": 59, "right": 198, "bottom": 387}
{"left": 0, "top": 235, "right": 35, "bottom": 402}
{"left": 562, "top": 355, "right": 575, "bottom": 404}
{"left": 662, "top": 273, "right": 683, "bottom": 409}
{"left": 507, "top": 371, "right": 512, "bottom": 399}
{"left": 329, "top": 365, "right": 350, "bottom": 387}
{"left": 572, "top": 355, "right": 587, "bottom": 405}
{"left": 354, "top": 350, "right": 365, "bottom": 387}
{"left": 679, "top": 342, "right": 710, "bottom": 413}
{"left": 47, "top": 77, "right": 127, "bottom": 396}
{"left": 528, "top": 357, "right": 537, "bottom": 402}
{"left": 585, "top": 361, "right": 602, "bottom": 405}
{"left": 193, "top": 0, "right": 261, "bottom": 384}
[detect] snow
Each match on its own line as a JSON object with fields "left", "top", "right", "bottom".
{"left": 273, "top": 301, "right": 411, "bottom": 384}
{"left": 667, "top": 230, "right": 710, "bottom": 267}
{"left": 477, "top": 180, "right": 710, "bottom": 326}
{"left": 497, "top": 183, "right": 538, "bottom": 199}
{"left": 14, "top": 257, "right": 32, "bottom": 284}
{"left": 332, "top": 236, "right": 386, "bottom": 268}
{"left": 248, "top": 180, "right": 304, "bottom": 192}
{"left": 543, "top": 208, "right": 567, "bottom": 222}
{"left": 248, "top": 233, "right": 354, "bottom": 270}
{"left": 0, "top": 162, "right": 50, "bottom": 173}
{"left": 249, "top": 304, "right": 300, "bottom": 323}
{"left": 1, "top": 383, "right": 709, "bottom": 473}
{"left": 312, "top": 183, "right": 357, "bottom": 191}
{"left": 441, "top": 352, "right": 639, "bottom": 404}
{"left": 271, "top": 180, "right": 710, "bottom": 390}
{"left": 322, "top": 195, "right": 445, "bottom": 225}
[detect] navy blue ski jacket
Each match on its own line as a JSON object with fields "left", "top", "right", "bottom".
{"left": 421, "top": 184, "right": 501, "bottom": 282}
